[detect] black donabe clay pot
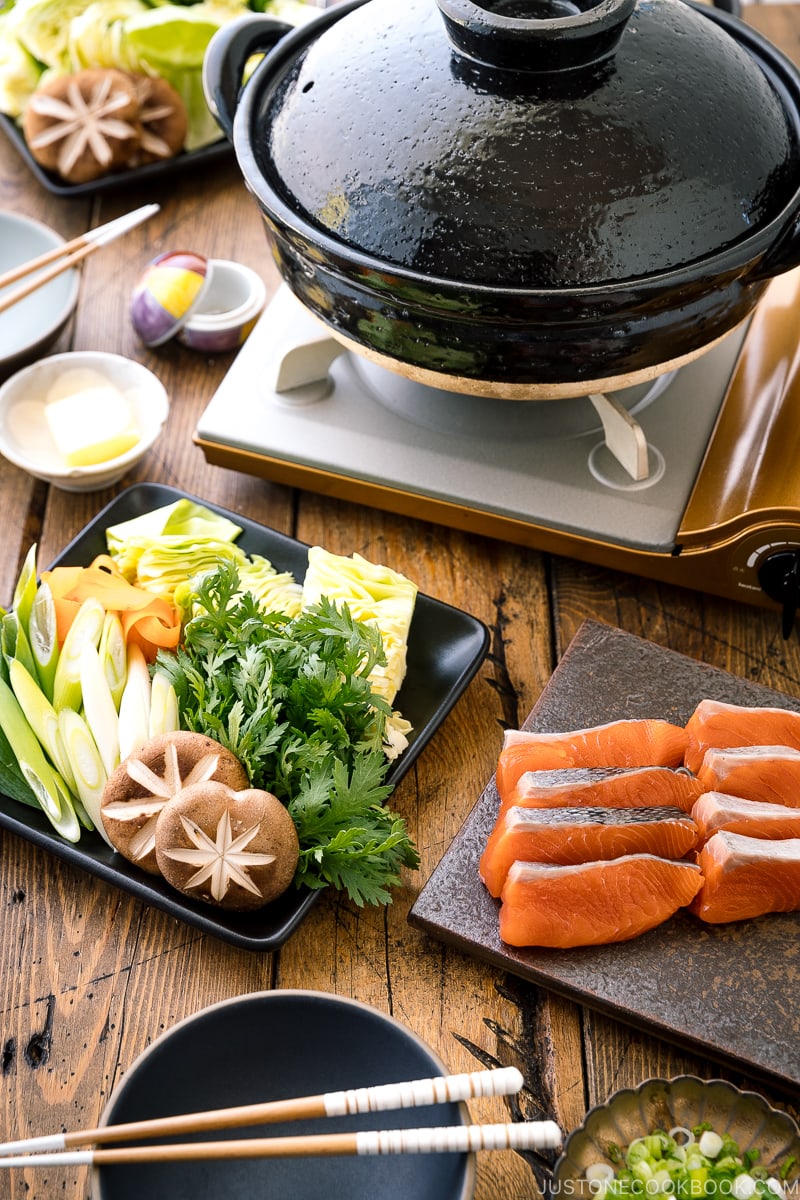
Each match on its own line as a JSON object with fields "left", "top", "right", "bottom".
{"left": 204, "top": 0, "right": 800, "bottom": 396}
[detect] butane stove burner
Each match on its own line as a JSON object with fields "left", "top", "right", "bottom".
{"left": 196, "top": 286, "right": 745, "bottom": 553}
{"left": 195, "top": 276, "right": 800, "bottom": 617}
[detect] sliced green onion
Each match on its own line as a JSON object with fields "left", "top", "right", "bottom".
{"left": 98, "top": 612, "right": 127, "bottom": 709}
{"left": 0, "top": 674, "right": 80, "bottom": 842}
{"left": 117, "top": 642, "right": 151, "bottom": 760}
{"left": 587, "top": 1164, "right": 616, "bottom": 1188}
{"left": 732, "top": 1176, "right": 758, "bottom": 1200}
{"left": 28, "top": 580, "right": 60, "bottom": 702}
{"left": 52, "top": 597, "right": 105, "bottom": 713}
{"left": 699, "top": 1132, "right": 725, "bottom": 1159}
{"left": 79, "top": 641, "right": 119, "bottom": 776}
{"left": 587, "top": 1125, "right": 797, "bottom": 1200}
{"left": 58, "top": 708, "right": 108, "bottom": 841}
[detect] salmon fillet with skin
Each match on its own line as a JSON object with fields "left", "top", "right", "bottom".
{"left": 696, "top": 745, "right": 800, "bottom": 807}
{"left": 480, "top": 805, "right": 698, "bottom": 898}
{"left": 502, "top": 765, "right": 703, "bottom": 815}
{"left": 684, "top": 699, "right": 800, "bottom": 773}
{"left": 691, "top": 791, "right": 800, "bottom": 843}
{"left": 498, "top": 854, "right": 703, "bottom": 948}
{"left": 496, "top": 720, "right": 688, "bottom": 801}
{"left": 691, "top": 831, "right": 800, "bottom": 923}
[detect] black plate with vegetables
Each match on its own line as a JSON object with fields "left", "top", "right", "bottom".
{"left": 0, "top": 483, "right": 489, "bottom": 951}
{"left": 0, "top": 115, "right": 232, "bottom": 197}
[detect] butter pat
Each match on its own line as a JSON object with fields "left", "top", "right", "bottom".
{"left": 44, "top": 369, "right": 140, "bottom": 467}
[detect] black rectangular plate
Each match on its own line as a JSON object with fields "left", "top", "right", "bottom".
{"left": 1, "top": 114, "right": 231, "bottom": 197}
{"left": 1, "top": 483, "right": 489, "bottom": 950}
{"left": 409, "top": 619, "right": 800, "bottom": 1094}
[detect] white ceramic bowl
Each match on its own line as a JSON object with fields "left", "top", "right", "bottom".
{"left": 0, "top": 212, "right": 80, "bottom": 375}
{"left": 0, "top": 351, "right": 169, "bottom": 491}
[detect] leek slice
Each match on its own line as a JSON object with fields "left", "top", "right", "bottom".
{"left": 0, "top": 675, "right": 80, "bottom": 842}
{"left": 28, "top": 580, "right": 60, "bottom": 702}
{"left": 52, "top": 596, "right": 105, "bottom": 713}
{"left": 117, "top": 642, "right": 151, "bottom": 760}
{"left": 11, "top": 542, "right": 37, "bottom": 639}
{"left": 7, "top": 657, "right": 78, "bottom": 796}
{"left": 98, "top": 612, "right": 127, "bottom": 709}
{"left": 58, "top": 708, "right": 108, "bottom": 840}
{"left": 1, "top": 610, "right": 37, "bottom": 680}
{"left": 148, "top": 669, "right": 179, "bottom": 739}
{"left": 79, "top": 641, "right": 120, "bottom": 776}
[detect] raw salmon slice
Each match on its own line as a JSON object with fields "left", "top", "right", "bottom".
{"left": 496, "top": 720, "right": 688, "bottom": 801}
{"left": 480, "top": 805, "right": 698, "bottom": 897}
{"left": 691, "top": 791, "right": 800, "bottom": 843}
{"left": 696, "top": 745, "right": 800, "bottom": 807}
{"left": 684, "top": 699, "right": 800, "bottom": 773}
{"left": 691, "top": 831, "right": 800, "bottom": 923}
{"left": 503, "top": 765, "right": 702, "bottom": 814}
{"left": 498, "top": 854, "right": 703, "bottom": 948}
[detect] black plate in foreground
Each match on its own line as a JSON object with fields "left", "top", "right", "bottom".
{"left": 409, "top": 619, "right": 800, "bottom": 1094}
{"left": 0, "top": 483, "right": 489, "bottom": 951}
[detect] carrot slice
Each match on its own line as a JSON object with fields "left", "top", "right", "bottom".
{"left": 42, "top": 556, "right": 181, "bottom": 661}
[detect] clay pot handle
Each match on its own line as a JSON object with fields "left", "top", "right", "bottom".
{"left": 203, "top": 14, "right": 294, "bottom": 141}
{"left": 436, "top": 0, "right": 637, "bottom": 72}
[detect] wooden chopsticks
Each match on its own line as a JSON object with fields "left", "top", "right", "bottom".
{"left": 0, "top": 1120, "right": 563, "bottom": 1168}
{"left": 0, "top": 1065, "right": 562, "bottom": 1167}
{"left": 0, "top": 204, "right": 159, "bottom": 317}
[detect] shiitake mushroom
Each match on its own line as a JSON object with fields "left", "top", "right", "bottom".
{"left": 154, "top": 782, "right": 300, "bottom": 911}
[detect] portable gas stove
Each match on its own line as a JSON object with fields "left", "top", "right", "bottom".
{"left": 195, "top": 267, "right": 800, "bottom": 630}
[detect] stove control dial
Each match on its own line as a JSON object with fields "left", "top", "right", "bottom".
{"left": 758, "top": 550, "right": 800, "bottom": 638}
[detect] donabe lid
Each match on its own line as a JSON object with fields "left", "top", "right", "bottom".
{"left": 247, "top": 0, "right": 800, "bottom": 289}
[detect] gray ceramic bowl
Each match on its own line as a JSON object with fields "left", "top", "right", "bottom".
{"left": 93, "top": 990, "right": 476, "bottom": 1200}
{"left": 0, "top": 212, "right": 80, "bottom": 376}
{"left": 552, "top": 1076, "right": 800, "bottom": 1200}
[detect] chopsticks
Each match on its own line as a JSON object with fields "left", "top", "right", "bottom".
{"left": 0, "top": 1065, "right": 542, "bottom": 1159}
{"left": 0, "top": 1120, "right": 563, "bottom": 1168}
{"left": 0, "top": 204, "right": 159, "bottom": 317}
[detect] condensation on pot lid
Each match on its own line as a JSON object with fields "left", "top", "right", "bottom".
{"left": 130, "top": 250, "right": 266, "bottom": 352}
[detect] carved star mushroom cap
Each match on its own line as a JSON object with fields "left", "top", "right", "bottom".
{"left": 100, "top": 731, "right": 249, "bottom": 874}
{"left": 155, "top": 782, "right": 300, "bottom": 911}
{"left": 23, "top": 68, "right": 141, "bottom": 184}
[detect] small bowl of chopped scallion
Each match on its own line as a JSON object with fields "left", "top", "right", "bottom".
{"left": 551, "top": 1077, "right": 799, "bottom": 1200}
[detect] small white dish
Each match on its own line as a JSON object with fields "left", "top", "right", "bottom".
{"left": 0, "top": 350, "right": 169, "bottom": 491}
{"left": 0, "top": 212, "right": 80, "bottom": 375}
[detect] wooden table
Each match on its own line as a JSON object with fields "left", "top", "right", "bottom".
{"left": 1, "top": 8, "right": 799, "bottom": 1196}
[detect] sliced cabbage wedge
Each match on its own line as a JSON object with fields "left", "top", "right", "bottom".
{"left": 301, "top": 547, "right": 418, "bottom": 706}
{"left": 106, "top": 498, "right": 243, "bottom": 585}
{"left": 239, "top": 554, "right": 303, "bottom": 617}
{"left": 67, "top": 0, "right": 149, "bottom": 70}
{"left": 9, "top": 0, "right": 92, "bottom": 69}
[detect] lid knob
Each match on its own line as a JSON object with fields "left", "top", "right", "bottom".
{"left": 436, "top": 0, "right": 637, "bottom": 71}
